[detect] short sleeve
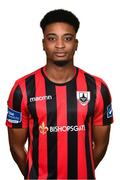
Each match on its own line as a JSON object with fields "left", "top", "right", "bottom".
{"left": 93, "top": 80, "right": 113, "bottom": 126}
{"left": 6, "top": 81, "right": 29, "bottom": 128}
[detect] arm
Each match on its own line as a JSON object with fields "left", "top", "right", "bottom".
{"left": 8, "top": 128, "right": 28, "bottom": 176}
{"left": 93, "top": 125, "right": 111, "bottom": 169}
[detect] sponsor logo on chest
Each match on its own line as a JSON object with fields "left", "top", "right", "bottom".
{"left": 30, "top": 95, "right": 52, "bottom": 102}
{"left": 39, "top": 121, "right": 86, "bottom": 135}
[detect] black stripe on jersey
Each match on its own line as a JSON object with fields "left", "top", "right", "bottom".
{"left": 67, "top": 80, "right": 78, "bottom": 179}
{"left": 84, "top": 73, "right": 96, "bottom": 179}
{"left": 45, "top": 80, "right": 57, "bottom": 179}
{"left": 101, "top": 82, "right": 112, "bottom": 125}
{"left": 13, "top": 85, "right": 22, "bottom": 128}
{"left": 25, "top": 75, "right": 39, "bottom": 179}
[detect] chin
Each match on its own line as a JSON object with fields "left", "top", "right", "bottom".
{"left": 53, "top": 60, "right": 70, "bottom": 67}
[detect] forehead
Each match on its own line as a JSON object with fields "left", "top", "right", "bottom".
{"left": 44, "top": 22, "right": 76, "bottom": 35}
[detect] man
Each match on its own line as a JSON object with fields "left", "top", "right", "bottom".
{"left": 6, "top": 9, "right": 113, "bottom": 179}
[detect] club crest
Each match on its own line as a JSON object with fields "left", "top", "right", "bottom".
{"left": 76, "top": 91, "right": 90, "bottom": 106}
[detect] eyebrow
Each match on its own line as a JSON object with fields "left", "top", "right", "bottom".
{"left": 46, "top": 33, "right": 75, "bottom": 37}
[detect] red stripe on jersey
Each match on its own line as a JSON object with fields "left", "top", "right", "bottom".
{"left": 76, "top": 69, "right": 88, "bottom": 179}
{"left": 93, "top": 80, "right": 104, "bottom": 126}
{"left": 56, "top": 86, "right": 67, "bottom": 179}
{"left": 36, "top": 71, "right": 48, "bottom": 179}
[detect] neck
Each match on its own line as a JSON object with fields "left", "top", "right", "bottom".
{"left": 45, "top": 60, "right": 75, "bottom": 84}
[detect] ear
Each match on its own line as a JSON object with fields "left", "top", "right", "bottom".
{"left": 75, "top": 39, "right": 78, "bottom": 51}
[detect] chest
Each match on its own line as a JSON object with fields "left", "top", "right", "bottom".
{"left": 27, "top": 85, "right": 96, "bottom": 127}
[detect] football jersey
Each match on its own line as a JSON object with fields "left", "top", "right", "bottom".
{"left": 6, "top": 66, "right": 113, "bottom": 179}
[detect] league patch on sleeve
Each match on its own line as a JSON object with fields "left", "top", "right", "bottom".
{"left": 7, "top": 107, "right": 22, "bottom": 123}
{"left": 107, "top": 104, "right": 113, "bottom": 118}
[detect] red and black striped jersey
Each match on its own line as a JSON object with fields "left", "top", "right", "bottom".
{"left": 6, "top": 66, "right": 113, "bottom": 179}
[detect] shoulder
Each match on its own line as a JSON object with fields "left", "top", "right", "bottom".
{"left": 77, "top": 67, "right": 109, "bottom": 90}
{"left": 9, "top": 67, "right": 43, "bottom": 98}
{"left": 14, "top": 67, "right": 42, "bottom": 88}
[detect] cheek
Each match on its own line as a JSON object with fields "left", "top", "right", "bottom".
{"left": 67, "top": 44, "right": 76, "bottom": 54}
{"left": 44, "top": 44, "right": 54, "bottom": 54}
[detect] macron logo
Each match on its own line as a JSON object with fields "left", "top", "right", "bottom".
{"left": 30, "top": 95, "right": 52, "bottom": 102}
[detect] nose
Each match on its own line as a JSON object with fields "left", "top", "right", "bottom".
{"left": 55, "top": 38, "right": 65, "bottom": 49}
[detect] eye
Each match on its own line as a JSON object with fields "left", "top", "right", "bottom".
{"left": 64, "top": 36, "right": 73, "bottom": 41}
{"left": 47, "top": 36, "right": 56, "bottom": 41}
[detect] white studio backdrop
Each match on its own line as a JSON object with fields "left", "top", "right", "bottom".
{"left": 0, "top": 0, "right": 120, "bottom": 179}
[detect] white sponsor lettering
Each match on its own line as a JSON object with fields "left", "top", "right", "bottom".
{"left": 30, "top": 95, "right": 52, "bottom": 102}
{"left": 9, "top": 111, "right": 14, "bottom": 116}
{"left": 49, "top": 125, "right": 85, "bottom": 133}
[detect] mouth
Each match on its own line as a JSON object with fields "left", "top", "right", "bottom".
{"left": 54, "top": 52, "right": 67, "bottom": 57}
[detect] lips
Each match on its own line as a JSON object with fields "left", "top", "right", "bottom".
{"left": 54, "top": 52, "right": 67, "bottom": 57}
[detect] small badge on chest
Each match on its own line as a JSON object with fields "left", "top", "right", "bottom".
{"left": 76, "top": 91, "right": 90, "bottom": 106}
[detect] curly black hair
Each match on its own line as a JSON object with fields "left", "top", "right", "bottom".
{"left": 40, "top": 9, "right": 80, "bottom": 33}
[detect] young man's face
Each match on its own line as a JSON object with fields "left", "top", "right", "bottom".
{"left": 43, "top": 22, "right": 78, "bottom": 64}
